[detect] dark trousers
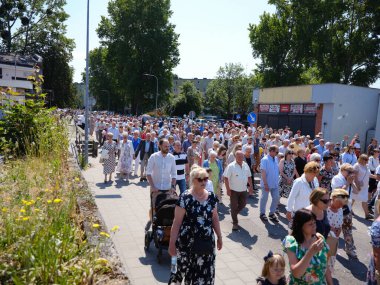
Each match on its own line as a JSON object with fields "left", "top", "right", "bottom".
{"left": 230, "top": 190, "right": 247, "bottom": 225}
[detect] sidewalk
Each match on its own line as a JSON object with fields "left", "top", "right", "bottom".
{"left": 83, "top": 156, "right": 370, "bottom": 284}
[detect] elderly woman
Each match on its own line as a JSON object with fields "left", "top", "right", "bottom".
{"left": 279, "top": 149, "right": 299, "bottom": 198}
{"left": 331, "top": 163, "right": 358, "bottom": 259}
{"left": 353, "top": 154, "right": 375, "bottom": 219}
{"left": 116, "top": 132, "right": 134, "bottom": 182}
{"left": 282, "top": 208, "right": 329, "bottom": 284}
{"left": 309, "top": 153, "right": 322, "bottom": 164}
{"left": 318, "top": 155, "right": 338, "bottom": 193}
{"left": 341, "top": 145, "right": 358, "bottom": 165}
{"left": 102, "top": 132, "right": 118, "bottom": 183}
{"left": 168, "top": 166, "right": 222, "bottom": 284}
{"left": 327, "top": 188, "right": 349, "bottom": 275}
{"left": 203, "top": 151, "right": 223, "bottom": 200}
{"left": 286, "top": 162, "right": 320, "bottom": 223}
{"left": 187, "top": 140, "right": 200, "bottom": 168}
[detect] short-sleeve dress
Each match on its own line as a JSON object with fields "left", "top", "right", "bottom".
{"left": 279, "top": 160, "right": 295, "bottom": 198}
{"left": 169, "top": 191, "right": 218, "bottom": 285}
{"left": 102, "top": 141, "right": 117, "bottom": 175}
{"left": 282, "top": 235, "right": 329, "bottom": 285}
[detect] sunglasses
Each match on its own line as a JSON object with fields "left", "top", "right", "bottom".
{"left": 336, "top": 194, "right": 349, "bottom": 199}
{"left": 196, "top": 177, "right": 209, "bottom": 182}
{"left": 315, "top": 159, "right": 321, "bottom": 162}
{"left": 320, "top": 199, "right": 330, "bottom": 204}
{"left": 288, "top": 152, "right": 294, "bottom": 155}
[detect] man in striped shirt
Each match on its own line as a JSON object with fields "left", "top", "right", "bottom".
{"left": 173, "top": 141, "right": 189, "bottom": 194}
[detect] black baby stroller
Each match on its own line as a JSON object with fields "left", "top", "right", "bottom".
{"left": 144, "top": 191, "right": 178, "bottom": 263}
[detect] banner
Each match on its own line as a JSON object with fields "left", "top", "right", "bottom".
{"left": 280, "top": 104, "right": 290, "bottom": 113}
{"left": 290, "top": 104, "right": 303, "bottom": 114}
{"left": 269, "top": 105, "right": 280, "bottom": 113}
{"left": 303, "top": 104, "right": 317, "bottom": 114}
{"left": 259, "top": 104, "right": 269, "bottom": 112}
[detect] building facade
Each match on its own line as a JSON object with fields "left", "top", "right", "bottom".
{"left": 253, "top": 84, "right": 380, "bottom": 148}
{"left": 172, "top": 77, "right": 212, "bottom": 96}
{"left": 0, "top": 54, "right": 42, "bottom": 94}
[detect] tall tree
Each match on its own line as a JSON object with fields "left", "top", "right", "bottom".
{"left": 249, "top": 0, "right": 380, "bottom": 87}
{"left": 96, "top": 0, "right": 180, "bottom": 114}
{"left": 172, "top": 81, "right": 203, "bottom": 116}
{"left": 204, "top": 63, "right": 250, "bottom": 118}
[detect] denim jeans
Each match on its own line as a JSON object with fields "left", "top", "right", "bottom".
{"left": 259, "top": 187, "right": 279, "bottom": 215}
{"left": 176, "top": 179, "right": 187, "bottom": 194}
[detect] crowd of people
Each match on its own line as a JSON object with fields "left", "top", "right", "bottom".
{"left": 71, "top": 110, "right": 380, "bottom": 285}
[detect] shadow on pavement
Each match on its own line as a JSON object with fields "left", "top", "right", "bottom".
{"left": 95, "top": 182, "right": 115, "bottom": 189}
{"left": 354, "top": 215, "right": 373, "bottom": 227}
{"left": 94, "top": 194, "right": 122, "bottom": 199}
{"left": 217, "top": 203, "right": 230, "bottom": 221}
{"left": 247, "top": 194, "right": 258, "bottom": 208}
{"left": 264, "top": 222, "right": 288, "bottom": 240}
{"left": 114, "top": 178, "right": 129, "bottom": 189}
{"left": 139, "top": 249, "right": 170, "bottom": 283}
{"left": 336, "top": 254, "right": 367, "bottom": 282}
{"left": 226, "top": 227, "right": 258, "bottom": 250}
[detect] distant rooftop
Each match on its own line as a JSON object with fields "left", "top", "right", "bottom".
{"left": 0, "top": 54, "right": 43, "bottom": 68}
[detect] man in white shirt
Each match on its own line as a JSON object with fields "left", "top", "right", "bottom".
{"left": 108, "top": 121, "right": 119, "bottom": 143}
{"left": 146, "top": 138, "right": 177, "bottom": 193}
{"left": 224, "top": 151, "right": 253, "bottom": 231}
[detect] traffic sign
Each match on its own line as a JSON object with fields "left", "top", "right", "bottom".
{"left": 247, "top": 112, "right": 257, "bottom": 124}
{"left": 235, "top": 114, "right": 241, "bottom": 120}
{"left": 189, "top": 111, "right": 196, "bottom": 119}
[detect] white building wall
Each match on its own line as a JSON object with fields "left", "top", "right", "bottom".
{"left": 314, "top": 84, "right": 379, "bottom": 146}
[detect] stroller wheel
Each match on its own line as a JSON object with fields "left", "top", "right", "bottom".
{"left": 144, "top": 231, "right": 152, "bottom": 251}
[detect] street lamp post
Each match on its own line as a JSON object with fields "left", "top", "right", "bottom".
{"left": 84, "top": 0, "right": 90, "bottom": 166}
{"left": 143, "top": 73, "right": 158, "bottom": 116}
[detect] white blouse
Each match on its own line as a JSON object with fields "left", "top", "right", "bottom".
{"left": 369, "top": 156, "right": 379, "bottom": 172}
{"left": 327, "top": 208, "right": 343, "bottom": 229}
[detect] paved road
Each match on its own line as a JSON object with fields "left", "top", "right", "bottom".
{"left": 83, "top": 157, "right": 372, "bottom": 285}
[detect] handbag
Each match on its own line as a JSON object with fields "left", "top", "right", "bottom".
{"left": 192, "top": 235, "right": 214, "bottom": 255}
{"left": 100, "top": 149, "right": 109, "bottom": 162}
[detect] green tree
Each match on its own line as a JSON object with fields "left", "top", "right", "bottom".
{"left": 249, "top": 0, "right": 380, "bottom": 87}
{"left": 172, "top": 81, "right": 202, "bottom": 116}
{"left": 96, "top": 0, "right": 180, "bottom": 114}
{"left": 204, "top": 63, "right": 251, "bottom": 118}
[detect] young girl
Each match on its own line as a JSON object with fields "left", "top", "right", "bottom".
{"left": 256, "top": 251, "right": 287, "bottom": 285}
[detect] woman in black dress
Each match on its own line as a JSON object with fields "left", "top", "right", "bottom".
{"left": 168, "top": 166, "right": 223, "bottom": 285}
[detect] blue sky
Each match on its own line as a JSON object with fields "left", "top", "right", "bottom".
{"left": 65, "top": 0, "right": 380, "bottom": 89}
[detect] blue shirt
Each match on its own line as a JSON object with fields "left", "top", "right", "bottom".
{"left": 260, "top": 155, "right": 279, "bottom": 189}
{"left": 316, "top": 144, "right": 325, "bottom": 155}
{"left": 131, "top": 137, "right": 141, "bottom": 151}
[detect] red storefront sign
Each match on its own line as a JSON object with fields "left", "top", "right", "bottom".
{"left": 259, "top": 104, "right": 269, "bottom": 112}
{"left": 303, "top": 104, "right": 317, "bottom": 114}
{"left": 280, "top": 104, "right": 290, "bottom": 112}
{"left": 290, "top": 104, "right": 303, "bottom": 114}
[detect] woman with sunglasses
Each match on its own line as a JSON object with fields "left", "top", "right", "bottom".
{"left": 305, "top": 188, "right": 333, "bottom": 285}
{"left": 306, "top": 188, "right": 331, "bottom": 239}
{"left": 168, "top": 166, "right": 222, "bottom": 284}
{"left": 327, "top": 188, "right": 349, "bottom": 275}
